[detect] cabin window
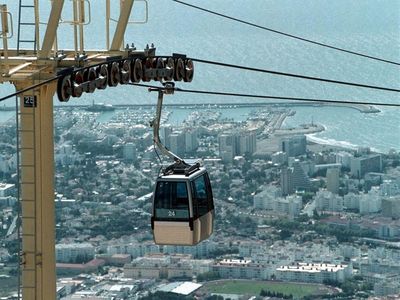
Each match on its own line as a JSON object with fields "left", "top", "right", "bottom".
{"left": 192, "top": 175, "right": 208, "bottom": 217}
{"left": 154, "top": 181, "right": 189, "bottom": 219}
{"left": 205, "top": 173, "right": 214, "bottom": 210}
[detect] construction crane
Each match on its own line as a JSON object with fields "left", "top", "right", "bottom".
{"left": 0, "top": 1, "right": 193, "bottom": 299}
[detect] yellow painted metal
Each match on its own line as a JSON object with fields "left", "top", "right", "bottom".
{"left": 110, "top": 0, "right": 134, "bottom": 51}
{"left": 39, "top": 0, "right": 65, "bottom": 59}
{"left": 34, "top": 0, "right": 40, "bottom": 51}
{"left": 17, "top": 81, "right": 57, "bottom": 300}
{"left": 0, "top": 2, "right": 139, "bottom": 299}
{"left": 1, "top": 4, "right": 9, "bottom": 74}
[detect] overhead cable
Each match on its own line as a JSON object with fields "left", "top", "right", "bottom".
{"left": 172, "top": 0, "right": 400, "bottom": 66}
{"left": 131, "top": 83, "right": 400, "bottom": 108}
{"left": 187, "top": 57, "right": 400, "bottom": 93}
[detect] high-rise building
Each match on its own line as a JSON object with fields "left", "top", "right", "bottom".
{"left": 326, "top": 168, "right": 340, "bottom": 194}
{"left": 281, "top": 162, "right": 311, "bottom": 196}
{"left": 280, "top": 135, "right": 307, "bottom": 157}
{"left": 238, "top": 131, "right": 256, "bottom": 155}
{"left": 160, "top": 125, "right": 172, "bottom": 149}
{"left": 350, "top": 154, "right": 382, "bottom": 178}
{"left": 123, "top": 142, "right": 136, "bottom": 161}
{"left": 169, "top": 132, "right": 186, "bottom": 157}
{"left": 184, "top": 128, "right": 199, "bottom": 153}
{"left": 218, "top": 133, "right": 235, "bottom": 163}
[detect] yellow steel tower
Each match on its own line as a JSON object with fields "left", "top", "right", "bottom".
{"left": 0, "top": 1, "right": 192, "bottom": 299}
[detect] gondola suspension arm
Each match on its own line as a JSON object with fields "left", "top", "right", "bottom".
{"left": 150, "top": 82, "right": 185, "bottom": 164}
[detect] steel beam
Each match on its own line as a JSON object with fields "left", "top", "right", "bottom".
{"left": 16, "top": 82, "right": 57, "bottom": 300}
{"left": 39, "top": 0, "right": 65, "bottom": 59}
{"left": 110, "top": 0, "right": 134, "bottom": 51}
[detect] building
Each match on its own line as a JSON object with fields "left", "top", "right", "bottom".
{"left": 124, "top": 254, "right": 212, "bottom": 280}
{"left": 281, "top": 162, "right": 311, "bottom": 196}
{"left": 344, "top": 193, "right": 360, "bottom": 210}
{"left": 218, "top": 133, "right": 235, "bottom": 163}
{"left": 253, "top": 185, "right": 281, "bottom": 210}
{"left": 238, "top": 131, "right": 256, "bottom": 155}
{"left": 169, "top": 131, "right": 186, "bottom": 157}
{"left": 123, "top": 142, "right": 136, "bottom": 161}
{"left": 382, "top": 197, "right": 400, "bottom": 219}
{"left": 336, "top": 151, "right": 352, "bottom": 168}
{"left": 276, "top": 262, "right": 352, "bottom": 283}
{"left": 359, "top": 188, "right": 382, "bottom": 215}
{"left": 315, "top": 190, "right": 343, "bottom": 212}
{"left": 351, "top": 154, "right": 382, "bottom": 178}
{"left": 273, "top": 195, "right": 302, "bottom": 218}
{"left": 271, "top": 151, "right": 288, "bottom": 165}
{"left": 211, "top": 259, "right": 269, "bottom": 280}
{"left": 160, "top": 125, "right": 172, "bottom": 148}
{"left": 326, "top": 168, "right": 340, "bottom": 194}
{"left": 184, "top": 128, "right": 199, "bottom": 153}
{"left": 280, "top": 135, "right": 307, "bottom": 157}
{"left": 56, "top": 243, "right": 95, "bottom": 263}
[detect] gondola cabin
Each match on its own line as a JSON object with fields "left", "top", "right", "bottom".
{"left": 151, "top": 164, "right": 214, "bottom": 245}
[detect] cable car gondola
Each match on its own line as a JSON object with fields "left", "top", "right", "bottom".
{"left": 149, "top": 83, "right": 214, "bottom": 245}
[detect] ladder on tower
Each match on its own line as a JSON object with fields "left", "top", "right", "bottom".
{"left": 17, "top": 0, "right": 37, "bottom": 54}
{"left": 16, "top": 92, "right": 39, "bottom": 298}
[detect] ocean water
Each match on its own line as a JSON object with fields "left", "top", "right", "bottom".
{"left": 0, "top": 0, "right": 399, "bottom": 152}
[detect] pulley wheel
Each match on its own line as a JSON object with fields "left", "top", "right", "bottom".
{"left": 57, "top": 75, "right": 72, "bottom": 102}
{"left": 142, "top": 58, "right": 153, "bottom": 82}
{"left": 108, "top": 62, "right": 120, "bottom": 87}
{"left": 83, "top": 67, "right": 97, "bottom": 93}
{"left": 96, "top": 64, "right": 108, "bottom": 90}
{"left": 154, "top": 57, "right": 165, "bottom": 81}
{"left": 183, "top": 59, "right": 194, "bottom": 82}
{"left": 120, "top": 60, "right": 131, "bottom": 84}
{"left": 164, "top": 57, "right": 174, "bottom": 81}
{"left": 71, "top": 71, "right": 84, "bottom": 98}
{"left": 131, "top": 59, "right": 143, "bottom": 83}
{"left": 174, "top": 58, "right": 185, "bottom": 81}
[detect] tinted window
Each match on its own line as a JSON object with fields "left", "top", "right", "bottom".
{"left": 205, "top": 173, "right": 214, "bottom": 210}
{"left": 154, "top": 181, "right": 189, "bottom": 219}
{"left": 192, "top": 175, "right": 208, "bottom": 217}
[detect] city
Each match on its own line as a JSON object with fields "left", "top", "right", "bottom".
{"left": 0, "top": 103, "right": 399, "bottom": 299}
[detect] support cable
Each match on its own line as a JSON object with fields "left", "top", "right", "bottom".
{"left": 187, "top": 57, "right": 400, "bottom": 93}
{"left": 1, "top": 53, "right": 400, "bottom": 104}
{"left": 131, "top": 83, "right": 400, "bottom": 108}
{"left": 172, "top": 0, "right": 400, "bottom": 66}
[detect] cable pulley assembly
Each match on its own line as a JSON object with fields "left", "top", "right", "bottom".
{"left": 56, "top": 47, "right": 195, "bottom": 102}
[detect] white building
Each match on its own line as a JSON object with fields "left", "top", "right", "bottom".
{"left": 56, "top": 243, "right": 95, "bottom": 263}
{"left": 359, "top": 188, "right": 382, "bottom": 214}
{"left": 212, "top": 259, "right": 269, "bottom": 280}
{"left": 169, "top": 132, "right": 186, "bottom": 157}
{"left": 336, "top": 152, "right": 352, "bottom": 168}
{"left": 344, "top": 193, "right": 360, "bottom": 210}
{"left": 184, "top": 129, "right": 199, "bottom": 153}
{"left": 273, "top": 195, "right": 302, "bottom": 218}
{"left": 276, "top": 262, "right": 352, "bottom": 283}
{"left": 253, "top": 185, "right": 281, "bottom": 210}
{"left": 315, "top": 190, "right": 343, "bottom": 212}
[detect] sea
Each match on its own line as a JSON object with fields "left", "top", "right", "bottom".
{"left": 0, "top": 0, "right": 399, "bottom": 153}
